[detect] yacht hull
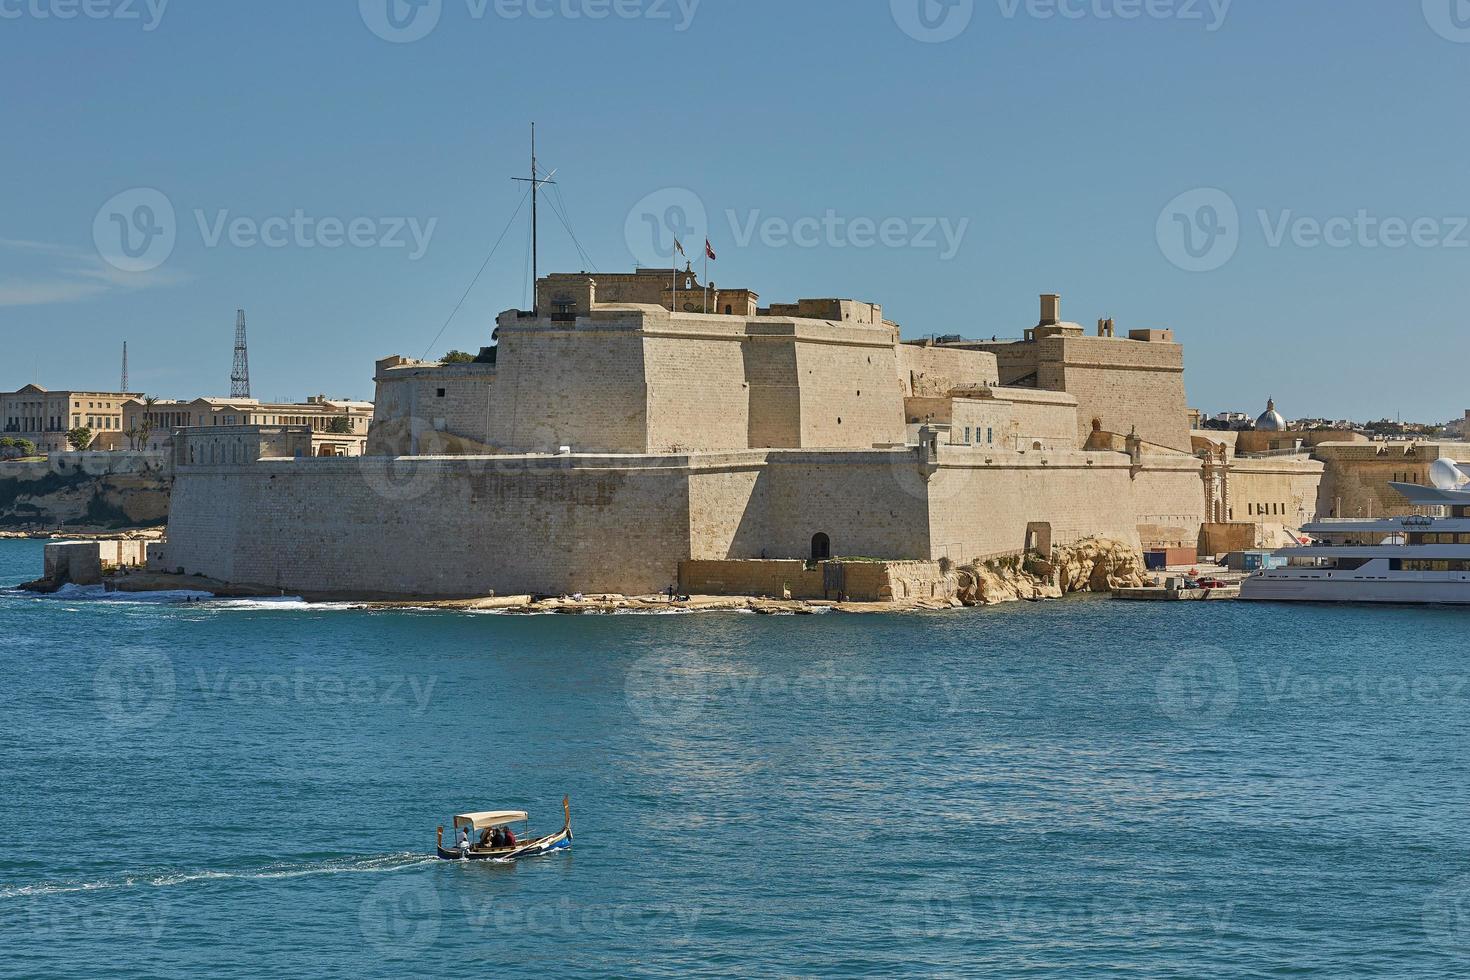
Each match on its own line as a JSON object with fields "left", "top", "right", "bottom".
{"left": 1240, "top": 575, "right": 1470, "bottom": 605}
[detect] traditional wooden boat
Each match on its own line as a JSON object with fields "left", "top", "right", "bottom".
{"left": 436, "top": 797, "right": 572, "bottom": 861}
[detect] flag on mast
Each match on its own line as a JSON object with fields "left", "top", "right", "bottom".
{"left": 705, "top": 239, "right": 717, "bottom": 261}
{"left": 674, "top": 238, "right": 686, "bottom": 258}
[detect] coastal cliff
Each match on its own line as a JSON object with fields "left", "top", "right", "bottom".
{"left": 0, "top": 455, "right": 170, "bottom": 533}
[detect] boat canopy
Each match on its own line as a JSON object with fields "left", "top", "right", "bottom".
{"left": 454, "top": 811, "right": 530, "bottom": 831}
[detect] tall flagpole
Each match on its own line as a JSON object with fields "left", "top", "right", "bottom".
{"left": 703, "top": 243, "right": 709, "bottom": 314}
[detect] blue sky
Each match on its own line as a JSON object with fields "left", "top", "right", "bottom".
{"left": 2, "top": 0, "right": 1467, "bottom": 421}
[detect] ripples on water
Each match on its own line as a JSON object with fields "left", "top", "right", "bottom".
{"left": 4, "top": 538, "right": 1470, "bottom": 977}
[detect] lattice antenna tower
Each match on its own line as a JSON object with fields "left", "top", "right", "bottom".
{"left": 230, "top": 309, "right": 251, "bottom": 398}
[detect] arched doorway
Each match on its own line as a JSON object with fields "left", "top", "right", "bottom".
{"left": 811, "top": 533, "right": 832, "bottom": 562}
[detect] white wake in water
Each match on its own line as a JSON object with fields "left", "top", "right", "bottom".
{"left": 0, "top": 853, "right": 438, "bottom": 899}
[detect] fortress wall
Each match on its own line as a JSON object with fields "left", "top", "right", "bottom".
{"left": 162, "top": 468, "right": 248, "bottom": 581}
{"left": 952, "top": 390, "right": 1078, "bottom": 450}
{"left": 1313, "top": 443, "right": 1470, "bottom": 519}
{"left": 794, "top": 338, "right": 907, "bottom": 448}
{"left": 759, "top": 452, "right": 933, "bottom": 560}
{"left": 370, "top": 371, "right": 495, "bottom": 455}
{"left": 1225, "top": 457, "right": 1324, "bottom": 526}
{"left": 743, "top": 338, "right": 803, "bottom": 448}
{"left": 979, "top": 344, "right": 1040, "bottom": 385}
{"left": 896, "top": 345, "right": 999, "bottom": 396}
{"left": 165, "top": 457, "right": 695, "bottom": 597}
{"left": 642, "top": 325, "right": 750, "bottom": 452}
{"left": 1131, "top": 458, "right": 1210, "bottom": 550}
{"left": 925, "top": 452, "right": 1144, "bottom": 560}
{"left": 490, "top": 323, "right": 649, "bottom": 453}
{"left": 687, "top": 459, "right": 769, "bottom": 559}
{"left": 1039, "top": 336, "right": 1191, "bottom": 453}
{"left": 919, "top": 451, "right": 1204, "bottom": 561}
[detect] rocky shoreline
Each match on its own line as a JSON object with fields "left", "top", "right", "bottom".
{"left": 14, "top": 536, "right": 1153, "bottom": 614}
{"left": 0, "top": 527, "right": 165, "bottom": 541}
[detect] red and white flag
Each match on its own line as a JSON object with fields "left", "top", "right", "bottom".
{"left": 705, "top": 239, "right": 717, "bottom": 261}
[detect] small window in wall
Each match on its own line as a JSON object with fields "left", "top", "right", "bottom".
{"left": 437, "top": 388, "right": 446, "bottom": 398}
{"left": 964, "top": 426, "right": 972, "bottom": 444}
{"left": 987, "top": 428, "right": 993, "bottom": 444}
{"left": 724, "top": 305, "right": 733, "bottom": 315}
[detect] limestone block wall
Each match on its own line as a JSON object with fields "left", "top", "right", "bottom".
{"left": 896, "top": 345, "right": 999, "bottom": 397}
{"left": 951, "top": 389, "right": 1078, "bottom": 451}
{"left": 742, "top": 336, "right": 802, "bottom": 449}
{"left": 369, "top": 359, "right": 497, "bottom": 455}
{"left": 1225, "top": 456, "right": 1325, "bottom": 526}
{"left": 489, "top": 319, "right": 650, "bottom": 453}
{"left": 758, "top": 452, "right": 934, "bottom": 560}
{"left": 165, "top": 456, "right": 697, "bottom": 597}
{"left": 923, "top": 448, "right": 1204, "bottom": 561}
{"left": 1038, "top": 336, "right": 1191, "bottom": 453}
{"left": 1314, "top": 442, "right": 1470, "bottom": 518}
{"left": 793, "top": 335, "right": 907, "bottom": 448}
{"left": 642, "top": 321, "right": 750, "bottom": 453}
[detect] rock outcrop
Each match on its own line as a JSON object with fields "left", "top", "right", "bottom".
{"left": 953, "top": 537, "right": 1148, "bottom": 607}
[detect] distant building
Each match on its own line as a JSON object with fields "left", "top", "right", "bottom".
{"left": 122, "top": 395, "right": 374, "bottom": 456}
{"left": 0, "top": 385, "right": 144, "bottom": 453}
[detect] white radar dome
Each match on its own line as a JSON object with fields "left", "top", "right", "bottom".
{"left": 1429, "top": 458, "right": 1468, "bottom": 490}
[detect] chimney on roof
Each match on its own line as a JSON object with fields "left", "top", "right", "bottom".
{"left": 1039, "top": 294, "right": 1060, "bottom": 327}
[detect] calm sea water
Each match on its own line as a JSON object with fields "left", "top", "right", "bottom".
{"left": 4, "top": 538, "right": 1470, "bottom": 977}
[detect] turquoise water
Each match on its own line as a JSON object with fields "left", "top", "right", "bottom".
{"left": 4, "top": 538, "right": 1470, "bottom": 977}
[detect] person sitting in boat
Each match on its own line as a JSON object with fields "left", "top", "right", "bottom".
{"left": 457, "top": 827, "right": 471, "bottom": 852}
{"left": 502, "top": 826, "right": 517, "bottom": 848}
{"left": 479, "top": 828, "right": 494, "bottom": 848}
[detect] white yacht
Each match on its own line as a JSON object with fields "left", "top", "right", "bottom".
{"left": 1241, "top": 459, "right": 1470, "bottom": 605}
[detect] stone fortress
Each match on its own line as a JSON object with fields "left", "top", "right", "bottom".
{"left": 156, "top": 267, "right": 1470, "bottom": 599}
